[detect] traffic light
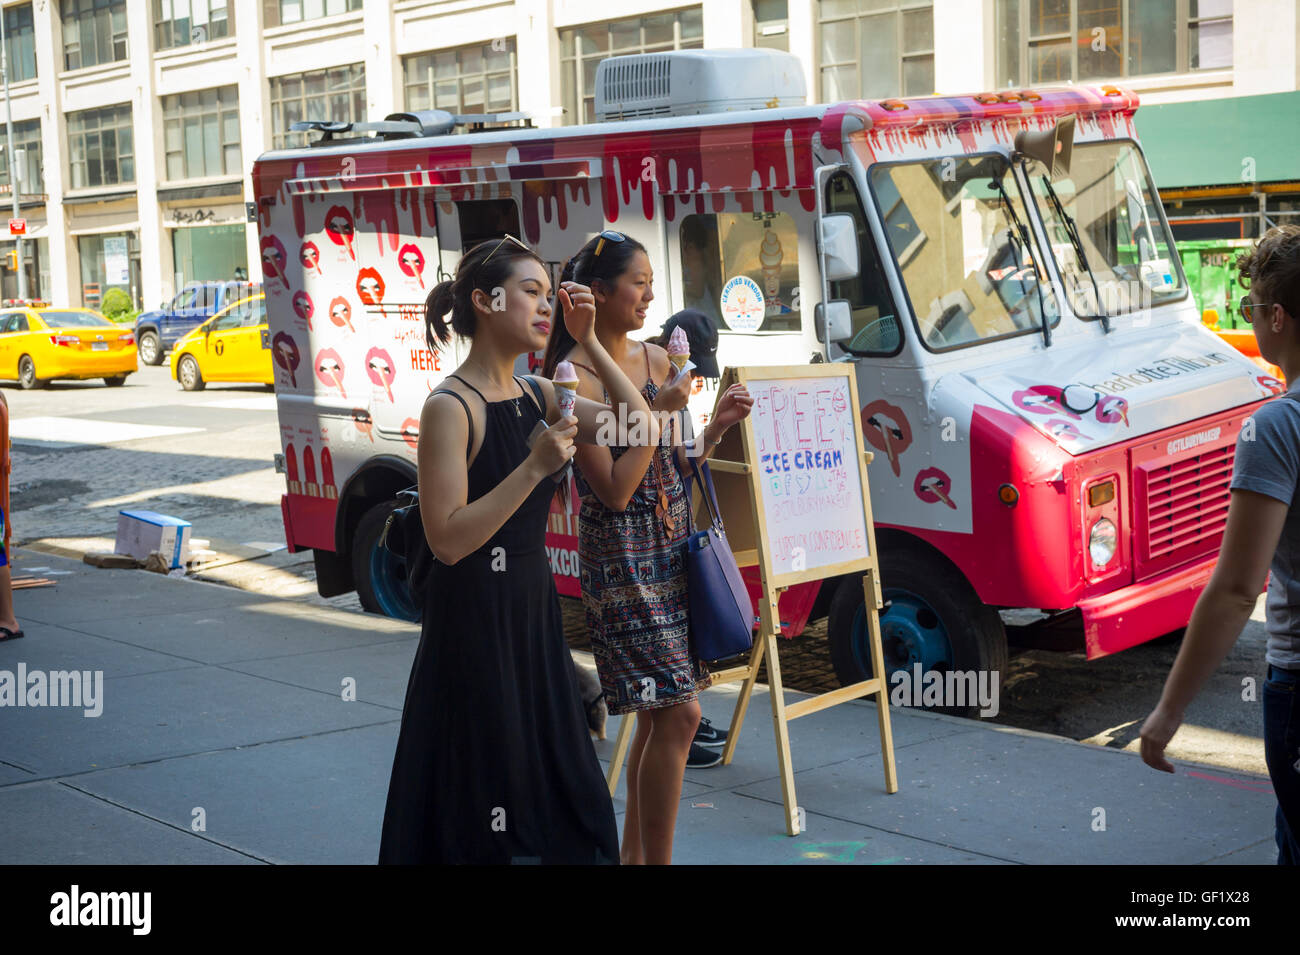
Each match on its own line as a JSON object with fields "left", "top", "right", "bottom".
{"left": 3, "top": 250, "right": 15, "bottom": 271}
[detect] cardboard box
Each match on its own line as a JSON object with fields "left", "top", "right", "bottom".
{"left": 115, "top": 510, "right": 192, "bottom": 570}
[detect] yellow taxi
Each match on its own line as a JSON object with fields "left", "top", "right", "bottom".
{"left": 0, "top": 305, "right": 137, "bottom": 389}
{"left": 169, "top": 294, "right": 272, "bottom": 391}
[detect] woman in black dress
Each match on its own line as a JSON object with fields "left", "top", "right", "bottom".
{"left": 378, "top": 236, "right": 659, "bottom": 864}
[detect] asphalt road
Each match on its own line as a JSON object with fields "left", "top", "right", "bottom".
{"left": 3, "top": 361, "right": 1275, "bottom": 775}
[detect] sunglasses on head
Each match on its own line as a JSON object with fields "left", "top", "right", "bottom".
{"left": 593, "top": 230, "right": 626, "bottom": 258}
{"left": 478, "top": 233, "right": 530, "bottom": 268}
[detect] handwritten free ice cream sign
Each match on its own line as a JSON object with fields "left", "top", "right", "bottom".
{"left": 748, "top": 373, "right": 870, "bottom": 578}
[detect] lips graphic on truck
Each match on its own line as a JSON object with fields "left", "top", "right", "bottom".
{"left": 1012, "top": 385, "right": 1079, "bottom": 420}
{"left": 299, "top": 241, "right": 322, "bottom": 275}
{"left": 328, "top": 296, "right": 355, "bottom": 333}
{"left": 366, "top": 347, "right": 396, "bottom": 402}
{"left": 260, "top": 236, "right": 290, "bottom": 292}
{"left": 271, "top": 332, "right": 300, "bottom": 387}
{"left": 292, "top": 291, "right": 313, "bottom": 327}
{"left": 325, "top": 205, "right": 355, "bottom": 260}
{"left": 315, "top": 348, "right": 347, "bottom": 398}
{"left": 913, "top": 467, "right": 956, "bottom": 509}
{"left": 400, "top": 418, "right": 420, "bottom": 450}
{"left": 357, "top": 268, "right": 385, "bottom": 306}
{"left": 398, "top": 244, "right": 426, "bottom": 289}
{"left": 1095, "top": 394, "right": 1129, "bottom": 426}
{"left": 352, "top": 407, "right": 374, "bottom": 442}
{"left": 861, "top": 399, "right": 912, "bottom": 477}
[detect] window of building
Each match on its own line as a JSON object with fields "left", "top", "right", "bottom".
{"left": 678, "top": 211, "right": 801, "bottom": 334}
{"left": 269, "top": 64, "right": 366, "bottom": 149}
{"left": 154, "top": 0, "right": 233, "bottom": 50}
{"left": 3, "top": 4, "right": 36, "bottom": 82}
{"left": 264, "top": 0, "right": 361, "bottom": 28}
{"left": 173, "top": 224, "right": 250, "bottom": 286}
{"left": 78, "top": 231, "right": 139, "bottom": 309}
{"left": 68, "top": 105, "right": 134, "bottom": 189}
{"left": 996, "top": 0, "right": 1231, "bottom": 86}
{"left": 403, "top": 39, "right": 517, "bottom": 121}
{"left": 818, "top": 1, "right": 934, "bottom": 101}
{"left": 559, "top": 7, "right": 704, "bottom": 125}
{"left": 0, "top": 119, "right": 44, "bottom": 194}
{"left": 62, "top": 0, "right": 128, "bottom": 70}
{"left": 162, "top": 86, "right": 241, "bottom": 180}
{"left": 753, "top": 0, "right": 790, "bottom": 51}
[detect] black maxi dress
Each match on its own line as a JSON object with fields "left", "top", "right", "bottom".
{"left": 378, "top": 376, "right": 620, "bottom": 864}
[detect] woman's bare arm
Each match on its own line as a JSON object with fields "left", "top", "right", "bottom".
{"left": 417, "top": 392, "right": 573, "bottom": 564}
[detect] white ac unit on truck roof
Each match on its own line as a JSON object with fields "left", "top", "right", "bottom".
{"left": 594, "top": 48, "right": 807, "bottom": 122}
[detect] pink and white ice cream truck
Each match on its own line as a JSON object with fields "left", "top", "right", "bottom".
{"left": 251, "top": 48, "right": 1279, "bottom": 705}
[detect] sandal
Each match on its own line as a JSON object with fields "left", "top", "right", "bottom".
{"left": 0, "top": 627, "right": 24, "bottom": 641}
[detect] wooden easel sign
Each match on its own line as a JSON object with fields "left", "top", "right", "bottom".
{"left": 604, "top": 364, "right": 898, "bottom": 836}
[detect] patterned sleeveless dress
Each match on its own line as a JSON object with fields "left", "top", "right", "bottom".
{"left": 573, "top": 345, "right": 711, "bottom": 716}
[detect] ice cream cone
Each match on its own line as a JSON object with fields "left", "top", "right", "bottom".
{"left": 553, "top": 360, "right": 579, "bottom": 416}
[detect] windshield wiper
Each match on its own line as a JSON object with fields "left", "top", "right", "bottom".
{"left": 990, "top": 175, "right": 1052, "bottom": 347}
{"left": 1035, "top": 173, "right": 1110, "bottom": 334}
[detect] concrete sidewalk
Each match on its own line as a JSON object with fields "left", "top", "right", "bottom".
{"left": 0, "top": 547, "right": 1279, "bottom": 865}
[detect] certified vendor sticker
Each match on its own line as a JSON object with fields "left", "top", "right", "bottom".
{"left": 720, "top": 275, "right": 765, "bottom": 332}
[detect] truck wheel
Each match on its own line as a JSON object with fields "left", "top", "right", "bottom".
{"left": 351, "top": 499, "right": 421, "bottom": 622}
{"left": 17, "top": 355, "right": 44, "bottom": 390}
{"left": 178, "top": 355, "right": 205, "bottom": 391}
{"left": 138, "top": 331, "right": 162, "bottom": 365}
{"left": 827, "top": 542, "right": 1008, "bottom": 718}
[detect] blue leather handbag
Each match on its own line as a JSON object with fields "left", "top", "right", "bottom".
{"left": 685, "top": 454, "right": 755, "bottom": 662}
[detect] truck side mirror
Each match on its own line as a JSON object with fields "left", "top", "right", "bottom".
{"left": 814, "top": 299, "right": 853, "bottom": 344}
{"left": 819, "top": 213, "right": 860, "bottom": 282}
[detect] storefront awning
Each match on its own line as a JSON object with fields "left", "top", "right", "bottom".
{"left": 1135, "top": 90, "right": 1300, "bottom": 190}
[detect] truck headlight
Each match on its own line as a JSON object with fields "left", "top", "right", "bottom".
{"left": 1089, "top": 518, "right": 1117, "bottom": 568}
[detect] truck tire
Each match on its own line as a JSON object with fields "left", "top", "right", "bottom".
{"left": 138, "top": 330, "right": 163, "bottom": 365}
{"left": 827, "top": 541, "right": 1008, "bottom": 718}
{"left": 351, "top": 499, "right": 422, "bottom": 622}
{"left": 17, "top": 354, "right": 44, "bottom": 390}
{"left": 178, "top": 355, "right": 205, "bottom": 391}
{"left": 103, "top": 376, "right": 128, "bottom": 387}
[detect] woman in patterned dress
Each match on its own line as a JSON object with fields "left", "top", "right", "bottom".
{"left": 542, "top": 231, "right": 752, "bottom": 864}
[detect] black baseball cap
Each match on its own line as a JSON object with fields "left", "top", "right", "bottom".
{"left": 661, "top": 309, "right": 719, "bottom": 378}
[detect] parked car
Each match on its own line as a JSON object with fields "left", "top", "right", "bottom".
{"left": 0, "top": 306, "right": 137, "bottom": 389}
{"left": 169, "top": 293, "right": 271, "bottom": 391}
{"left": 135, "top": 280, "right": 261, "bottom": 366}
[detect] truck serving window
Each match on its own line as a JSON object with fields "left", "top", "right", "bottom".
{"left": 825, "top": 171, "right": 901, "bottom": 355}
{"left": 679, "top": 211, "right": 801, "bottom": 334}
{"left": 458, "top": 199, "right": 521, "bottom": 253}
{"left": 1026, "top": 140, "right": 1186, "bottom": 320}
{"left": 869, "top": 155, "right": 1059, "bottom": 352}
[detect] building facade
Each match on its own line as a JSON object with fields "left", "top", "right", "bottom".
{"left": 0, "top": 0, "right": 1296, "bottom": 308}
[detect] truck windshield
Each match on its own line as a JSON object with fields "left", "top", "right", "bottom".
{"left": 869, "top": 155, "right": 1059, "bottom": 351}
{"left": 1026, "top": 140, "right": 1185, "bottom": 320}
